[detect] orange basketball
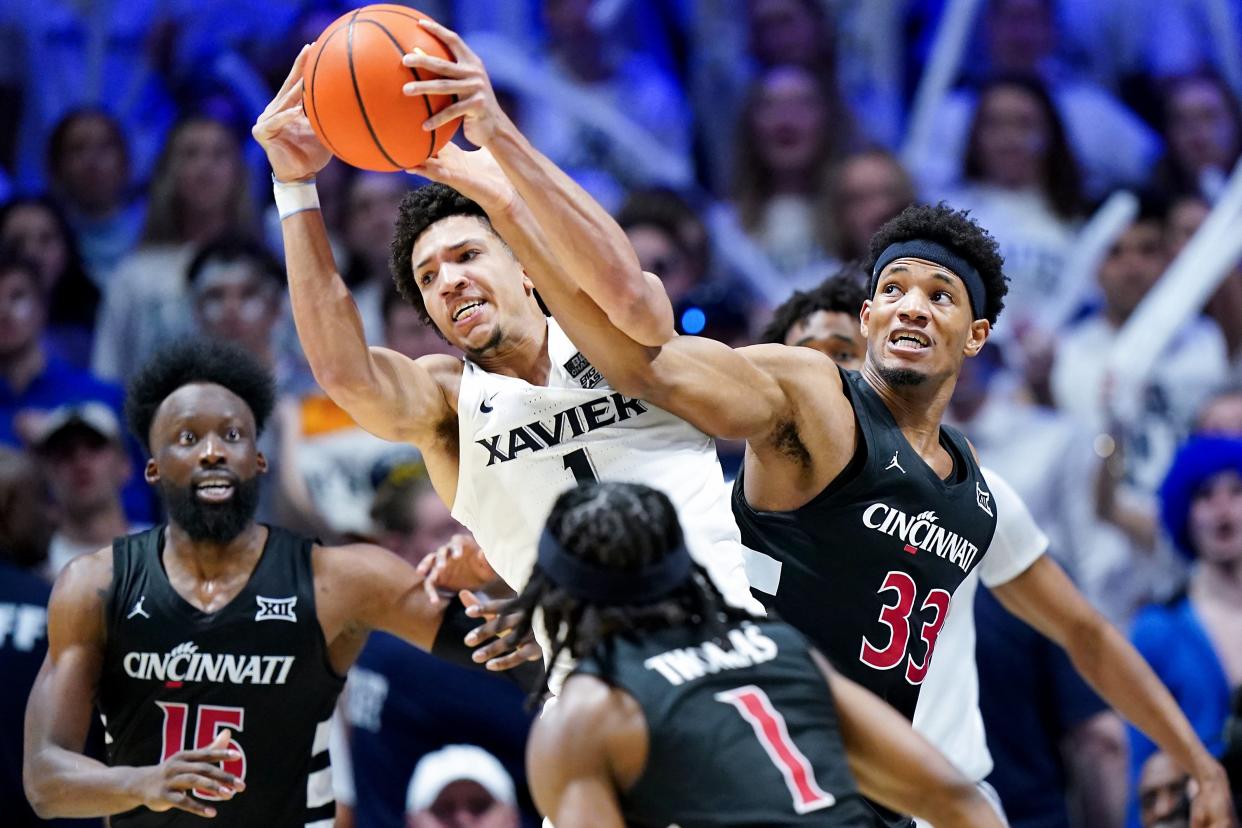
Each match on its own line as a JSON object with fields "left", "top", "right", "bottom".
{"left": 302, "top": 5, "right": 462, "bottom": 172}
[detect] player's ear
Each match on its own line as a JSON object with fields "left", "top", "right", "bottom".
{"left": 859, "top": 300, "right": 872, "bottom": 338}
{"left": 521, "top": 270, "right": 535, "bottom": 294}
{"left": 255, "top": 453, "right": 269, "bottom": 475}
{"left": 963, "top": 318, "right": 990, "bottom": 357}
{"left": 144, "top": 458, "right": 160, "bottom": 485}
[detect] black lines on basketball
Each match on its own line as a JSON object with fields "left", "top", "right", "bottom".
{"left": 347, "top": 14, "right": 403, "bottom": 171}
{"left": 361, "top": 18, "right": 436, "bottom": 169}
{"left": 307, "top": 23, "right": 348, "bottom": 162}
{"left": 367, "top": 7, "right": 462, "bottom": 113}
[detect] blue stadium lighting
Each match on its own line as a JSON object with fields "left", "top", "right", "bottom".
{"left": 681, "top": 307, "right": 706, "bottom": 334}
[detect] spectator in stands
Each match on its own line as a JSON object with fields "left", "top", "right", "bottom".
{"left": 45, "top": 109, "right": 144, "bottom": 287}
{"left": 943, "top": 76, "right": 1084, "bottom": 339}
{"left": 730, "top": 64, "right": 846, "bottom": 283}
{"left": 1129, "top": 437, "right": 1242, "bottom": 800}
{"left": 617, "top": 189, "right": 710, "bottom": 308}
{"left": 1198, "top": 386, "right": 1242, "bottom": 435}
{"left": 758, "top": 269, "right": 867, "bottom": 368}
{"left": 1152, "top": 72, "right": 1242, "bottom": 201}
{"left": 1138, "top": 751, "right": 1192, "bottom": 828}
{"left": 405, "top": 745, "right": 521, "bottom": 828}
{"left": 346, "top": 468, "right": 537, "bottom": 828}
{"left": 911, "top": 0, "right": 1160, "bottom": 198}
{"left": 0, "top": 446, "right": 104, "bottom": 828}
{"left": 0, "top": 196, "right": 101, "bottom": 367}
{"left": 341, "top": 172, "right": 408, "bottom": 343}
{"left": 1051, "top": 195, "right": 1228, "bottom": 495}
{"left": 0, "top": 253, "right": 150, "bottom": 523}
{"left": 27, "top": 403, "right": 136, "bottom": 580}
{"left": 828, "top": 148, "right": 915, "bottom": 264}
{"left": 92, "top": 115, "right": 256, "bottom": 384}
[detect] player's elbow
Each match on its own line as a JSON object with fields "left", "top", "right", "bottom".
{"left": 24, "top": 758, "right": 60, "bottom": 818}
{"left": 610, "top": 287, "right": 675, "bottom": 348}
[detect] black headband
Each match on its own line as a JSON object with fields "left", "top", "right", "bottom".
{"left": 870, "top": 240, "right": 987, "bottom": 320}
{"left": 536, "top": 529, "right": 693, "bottom": 606}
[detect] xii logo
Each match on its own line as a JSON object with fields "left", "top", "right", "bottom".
{"left": 255, "top": 596, "right": 297, "bottom": 623}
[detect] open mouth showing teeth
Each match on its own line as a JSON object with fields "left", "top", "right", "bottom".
{"left": 892, "top": 333, "right": 930, "bottom": 348}
{"left": 195, "top": 482, "right": 235, "bottom": 501}
{"left": 453, "top": 301, "right": 484, "bottom": 322}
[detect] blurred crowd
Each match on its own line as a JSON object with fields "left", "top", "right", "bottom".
{"left": 1, "top": 0, "right": 1242, "bottom": 826}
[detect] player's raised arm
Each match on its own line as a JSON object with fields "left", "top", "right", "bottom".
{"left": 525, "top": 677, "right": 630, "bottom": 828}
{"left": 24, "top": 552, "right": 245, "bottom": 819}
{"left": 403, "top": 19, "right": 674, "bottom": 346}
{"left": 253, "top": 49, "right": 454, "bottom": 445}
{"left": 814, "top": 653, "right": 1005, "bottom": 828}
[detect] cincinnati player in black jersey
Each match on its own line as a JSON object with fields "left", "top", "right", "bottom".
{"left": 513, "top": 482, "right": 1004, "bottom": 828}
{"left": 515, "top": 204, "right": 1234, "bottom": 825}
{"left": 23, "top": 341, "right": 447, "bottom": 826}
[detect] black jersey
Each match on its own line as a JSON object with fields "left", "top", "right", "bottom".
{"left": 732, "top": 368, "right": 998, "bottom": 721}
{"left": 98, "top": 525, "right": 346, "bottom": 827}
{"left": 575, "top": 619, "right": 873, "bottom": 827}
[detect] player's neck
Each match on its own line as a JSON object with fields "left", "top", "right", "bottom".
{"left": 474, "top": 316, "right": 550, "bottom": 385}
{"left": 861, "top": 363, "right": 956, "bottom": 455}
{"left": 164, "top": 521, "right": 267, "bottom": 581}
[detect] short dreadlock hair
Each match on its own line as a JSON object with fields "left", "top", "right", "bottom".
{"left": 388, "top": 182, "right": 499, "bottom": 332}
{"left": 125, "top": 339, "right": 275, "bottom": 453}
{"left": 866, "top": 203, "right": 1009, "bottom": 325}
{"left": 760, "top": 267, "right": 868, "bottom": 344}
{"left": 506, "top": 482, "right": 754, "bottom": 703}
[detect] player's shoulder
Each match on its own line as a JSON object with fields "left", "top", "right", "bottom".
{"left": 736, "top": 342, "right": 842, "bottom": 377}
{"left": 533, "top": 673, "right": 645, "bottom": 759}
{"left": 47, "top": 547, "right": 114, "bottom": 640}
{"left": 54, "top": 546, "right": 114, "bottom": 600}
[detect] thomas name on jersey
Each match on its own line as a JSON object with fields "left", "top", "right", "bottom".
{"left": 862, "top": 503, "right": 981, "bottom": 573}
{"left": 475, "top": 392, "right": 650, "bottom": 466}
{"left": 643, "top": 623, "right": 780, "bottom": 687}
{"left": 122, "top": 641, "right": 296, "bottom": 686}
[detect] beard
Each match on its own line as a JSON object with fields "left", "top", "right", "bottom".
{"left": 464, "top": 327, "right": 504, "bottom": 360}
{"left": 875, "top": 363, "right": 929, "bottom": 388}
{"left": 160, "top": 476, "right": 261, "bottom": 544}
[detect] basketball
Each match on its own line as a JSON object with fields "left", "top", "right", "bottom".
{"left": 302, "top": 5, "right": 462, "bottom": 172}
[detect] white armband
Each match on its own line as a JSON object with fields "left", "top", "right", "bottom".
{"left": 272, "top": 175, "right": 320, "bottom": 220}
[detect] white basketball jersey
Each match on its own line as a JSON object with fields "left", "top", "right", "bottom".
{"left": 452, "top": 318, "right": 757, "bottom": 617}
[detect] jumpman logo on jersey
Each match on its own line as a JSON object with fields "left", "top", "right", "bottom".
{"left": 885, "top": 450, "right": 906, "bottom": 474}
{"left": 480, "top": 392, "right": 499, "bottom": 414}
{"left": 127, "top": 596, "right": 149, "bottom": 620}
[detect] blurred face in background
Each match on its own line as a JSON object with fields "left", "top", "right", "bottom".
{"left": 986, "top": 0, "right": 1054, "bottom": 73}
{"left": 347, "top": 172, "right": 407, "bottom": 275}
{"left": 1197, "top": 393, "right": 1242, "bottom": 434}
{"left": 53, "top": 113, "right": 129, "bottom": 216}
{"left": 173, "top": 120, "right": 242, "bottom": 218}
{"left": 749, "top": 0, "right": 825, "bottom": 67}
{"left": 385, "top": 301, "right": 457, "bottom": 360}
{"left": 0, "top": 267, "right": 45, "bottom": 357}
{"left": 1166, "top": 195, "right": 1209, "bottom": 257}
{"left": 1137, "top": 753, "right": 1190, "bottom": 828}
{"left": 973, "top": 84, "right": 1048, "bottom": 190}
{"left": 1, "top": 203, "right": 68, "bottom": 293}
{"left": 751, "top": 66, "right": 828, "bottom": 178}
{"left": 408, "top": 780, "right": 518, "bottom": 828}
{"left": 832, "top": 152, "right": 913, "bottom": 259}
{"left": 1189, "top": 470, "right": 1242, "bottom": 567}
{"left": 192, "top": 259, "right": 281, "bottom": 355}
{"left": 625, "top": 223, "right": 697, "bottom": 304}
{"left": 784, "top": 310, "right": 864, "bottom": 369}
{"left": 1097, "top": 220, "right": 1167, "bottom": 323}
{"left": 1166, "top": 78, "right": 1241, "bottom": 176}
{"left": 40, "top": 428, "right": 130, "bottom": 518}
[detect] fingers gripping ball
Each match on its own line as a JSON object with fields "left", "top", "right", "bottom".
{"left": 302, "top": 5, "right": 462, "bottom": 171}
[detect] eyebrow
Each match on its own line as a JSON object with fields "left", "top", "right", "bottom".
{"left": 415, "top": 238, "right": 487, "bottom": 273}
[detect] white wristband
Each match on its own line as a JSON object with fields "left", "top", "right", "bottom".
{"left": 273, "top": 175, "right": 320, "bottom": 220}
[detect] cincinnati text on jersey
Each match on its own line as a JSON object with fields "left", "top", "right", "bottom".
{"left": 861, "top": 503, "right": 981, "bottom": 572}
{"left": 474, "top": 393, "right": 650, "bottom": 465}
{"left": 643, "top": 623, "right": 780, "bottom": 687}
{"left": 123, "top": 641, "right": 296, "bottom": 685}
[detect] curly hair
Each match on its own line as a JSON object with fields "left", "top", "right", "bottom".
{"left": 125, "top": 339, "right": 275, "bottom": 452}
{"left": 760, "top": 266, "right": 868, "bottom": 344}
{"left": 505, "top": 482, "right": 753, "bottom": 704}
{"left": 866, "top": 202, "right": 1009, "bottom": 325}
{"left": 388, "top": 182, "right": 496, "bottom": 330}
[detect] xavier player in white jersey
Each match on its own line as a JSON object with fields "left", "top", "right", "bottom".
{"left": 253, "top": 22, "right": 758, "bottom": 672}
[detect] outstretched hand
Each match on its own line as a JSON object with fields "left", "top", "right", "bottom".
{"left": 401, "top": 18, "right": 514, "bottom": 150}
{"left": 460, "top": 590, "right": 542, "bottom": 672}
{"left": 1188, "top": 764, "right": 1237, "bottom": 828}
{"left": 415, "top": 533, "right": 498, "bottom": 604}
{"left": 412, "top": 143, "right": 518, "bottom": 215}
{"left": 252, "top": 45, "right": 333, "bottom": 183}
